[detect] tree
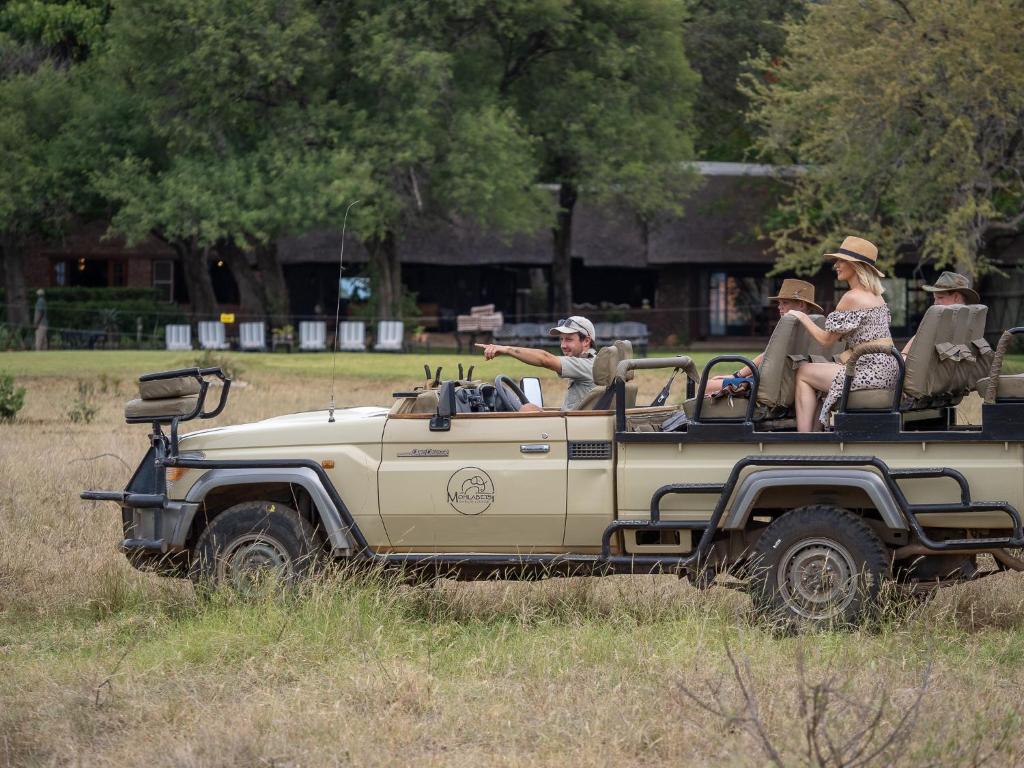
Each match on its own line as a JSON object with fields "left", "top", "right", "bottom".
{"left": 89, "top": 0, "right": 369, "bottom": 321}
{"left": 684, "top": 0, "right": 804, "bottom": 161}
{"left": 746, "top": 0, "right": 1024, "bottom": 277}
{"left": 458, "top": 0, "right": 701, "bottom": 313}
{"left": 0, "top": 0, "right": 109, "bottom": 327}
{"left": 320, "top": 1, "right": 552, "bottom": 320}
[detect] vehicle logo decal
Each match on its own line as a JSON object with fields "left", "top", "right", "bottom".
{"left": 397, "top": 448, "right": 450, "bottom": 458}
{"left": 446, "top": 467, "right": 495, "bottom": 515}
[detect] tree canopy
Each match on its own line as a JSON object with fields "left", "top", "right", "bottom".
{"left": 747, "top": 0, "right": 1024, "bottom": 277}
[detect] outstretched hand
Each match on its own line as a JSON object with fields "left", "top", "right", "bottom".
{"left": 475, "top": 342, "right": 508, "bottom": 361}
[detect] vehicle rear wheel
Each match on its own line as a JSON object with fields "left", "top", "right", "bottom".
{"left": 750, "top": 505, "right": 889, "bottom": 627}
{"left": 191, "top": 500, "right": 323, "bottom": 592}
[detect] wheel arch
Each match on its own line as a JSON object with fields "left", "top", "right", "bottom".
{"left": 723, "top": 468, "right": 907, "bottom": 532}
{"left": 177, "top": 468, "right": 355, "bottom": 554}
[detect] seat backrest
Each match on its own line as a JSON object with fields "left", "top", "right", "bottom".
{"left": 903, "top": 304, "right": 975, "bottom": 397}
{"left": 376, "top": 320, "right": 404, "bottom": 349}
{"left": 754, "top": 314, "right": 806, "bottom": 408}
{"left": 613, "top": 321, "right": 648, "bottom": 340}
{"left": 339, "top": 320, "right": 365, "bottom": 349}
{"left": 576, "top": 341, "right": 636, "bottom": 410}
{"left": 165, "top": 324, "right": 191, "bottom": 350}
{"left": 198, "top": 321, "right": 225, "bottom": 345}
{"left": 594, "top": 322, "right": 615, "bottom": 345}
{"left": 960, "top": 305, "right": 991, "bottom": 393}
{"left": 806, "top": 315, "right": 845, "bottom": 363}
{"left": 239, "top": 322, "right": 265, "bottom": 348}
{"left": 299, "top": 321, "right": 326, "bottom": 349}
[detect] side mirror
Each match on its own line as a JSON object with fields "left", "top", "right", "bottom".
{"left": 430, "top": 381, "right": 456, "bottom": 431}
{"left": 520, "top": 376, "right": 543, "bottom": 407}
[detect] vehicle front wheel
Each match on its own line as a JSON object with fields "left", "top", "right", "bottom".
{"left": 749, "top": 505, "right": 889, "bottom": 628}
{"left": 191, "top": 500, "right": 323, "bottom": 592}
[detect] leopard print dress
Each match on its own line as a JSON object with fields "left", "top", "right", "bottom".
{"left": 819, "top": 305, "right": 898, "bottom": 426}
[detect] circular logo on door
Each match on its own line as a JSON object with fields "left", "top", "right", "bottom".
{"left": 446, "top": 467, "right": 495, "bottom": 515}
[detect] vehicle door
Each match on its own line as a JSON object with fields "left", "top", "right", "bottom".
{"left": 378, "top": 411, "right": 568, "bottom": 550}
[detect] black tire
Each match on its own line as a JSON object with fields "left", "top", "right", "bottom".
{"left": 749, "top": 505, "right": 889, "bottom": 628}
{"left": 190, "top": 500, "right": 323, "bottom": 592}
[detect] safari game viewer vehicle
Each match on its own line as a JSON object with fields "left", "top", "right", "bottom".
{"left": 83, "top": 307, "right": 1024, "bottom": 626}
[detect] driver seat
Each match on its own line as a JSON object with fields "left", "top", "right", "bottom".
{"left": 576, "top": 341, "right": 638, "bottom": 410}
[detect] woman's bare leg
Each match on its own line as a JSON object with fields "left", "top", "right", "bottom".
{"left": 794, "top": 362, "right": 842, "bottom": 432}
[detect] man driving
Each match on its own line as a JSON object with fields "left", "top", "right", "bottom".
{"left": 479, "top": 316, "right": 597, "bottom": 410}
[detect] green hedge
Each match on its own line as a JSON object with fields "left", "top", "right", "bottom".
{"left": 1, "top": 287, "right": 187, "bottom": 335}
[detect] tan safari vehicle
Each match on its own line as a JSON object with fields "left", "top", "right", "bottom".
{"left": 83, "top": 307, "right": 1024, "bottom": 626}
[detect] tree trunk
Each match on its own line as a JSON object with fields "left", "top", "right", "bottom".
{"left": 218, "top": 241, "right": 266, "bottom": 320}
{"left": 551, "top": 181, "right": 577, "bottom": 316}
{"left": 254, "top": 241, "right": 290, "bottom": 326}
{"left": 368, "top": 231, "right": 401, "bottom": 321}
{"left": 176, "top": 239, "right": 219, "bottom": 320}
{"left": 1, "top": 235, "right": 30, "bottom": 329}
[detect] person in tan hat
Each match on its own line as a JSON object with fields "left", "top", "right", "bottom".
{"left": 901, "top": 272, "right": 980, "bottom": 355}
{"left": 705, "top": 278, "right": 823, "bottom": 395}
{"left": 479, "top": 315, "right": 597, "bottom": 410}
{"left": 788, "top": 236, "right": 898, "bottom": 431}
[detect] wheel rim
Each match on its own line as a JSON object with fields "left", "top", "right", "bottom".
{"left": 777, "top": 537, "right": 858, "bottom": 620}
{"left": 216, "top": 533, "right": 294, "bottom": 590}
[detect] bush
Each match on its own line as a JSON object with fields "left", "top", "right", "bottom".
{"left": 0, "top": 375, "right": 27, "bottom": 422}
{"left": 67, "top": 381, "right": 98, "bottom": 424}
{"left": 42, "top": 287, "right": 187, "bottom": 337}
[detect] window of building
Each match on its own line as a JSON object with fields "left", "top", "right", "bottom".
{"left": 53, "top": 261, "right": 67, "bottom": 287}
{"left": 709, "top": 271, "right": 775, "bottom": 336}
{"left": 111, "top": 259, "right": 126, "bottom": 287}
{"left": 153, "top": 260, "right": 174, "bottom": 302}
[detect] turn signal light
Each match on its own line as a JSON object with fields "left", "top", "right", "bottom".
{"left": 321, "top": 459, "right": 335, "bottom": 469}
{"left": 166, "top": 466, "right": 188, "bottom": 482}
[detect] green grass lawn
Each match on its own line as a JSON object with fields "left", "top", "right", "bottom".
{"left": 0, "top": 348, "right": 763, "bottom": 380}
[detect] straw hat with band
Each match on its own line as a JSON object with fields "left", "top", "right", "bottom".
{"left": 824, "top": 236, "right": 886, "bottom": 278}
{"left": 920, "top": 271, "right": 979, "bottom": 305}
{"left": 767, "top": 278, "right": 823, "bottom": 313}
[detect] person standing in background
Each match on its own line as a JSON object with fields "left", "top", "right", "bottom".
{"left": 33, "top": 289, "right": 48, "bottom": 351}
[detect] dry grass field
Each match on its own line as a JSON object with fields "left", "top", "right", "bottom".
{"left": 2, "top": 352, "right": 1024, "bottom": 766}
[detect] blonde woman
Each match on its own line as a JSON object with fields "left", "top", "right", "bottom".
{"left": 787, "top": 236, "right": 897, "bottom": 432}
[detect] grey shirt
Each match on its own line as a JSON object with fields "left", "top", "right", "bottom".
{"left": 559, "top": 349, "right": 597, "bottom": 410}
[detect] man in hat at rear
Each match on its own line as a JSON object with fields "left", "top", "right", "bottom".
{"left": 901, "top": 271, "right": 980, "bottom": 355}
{"left": 479, "top": 315, "right": 597, "bottom": 410}
{"left": 705, "top": 279, "right": 822, "bottom": 395}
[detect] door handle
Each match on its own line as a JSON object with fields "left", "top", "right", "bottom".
{"left": 520, "top": 443, "right": 550, "bottom": 454}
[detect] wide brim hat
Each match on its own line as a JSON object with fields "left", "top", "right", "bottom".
{"left": 921, "top": 271, "right": 980, "bottom": 305}
{"left": 824, "top": 235, "right": 886, "bottom": 278}
{"left": 549, "top": 315, "right": 595, "bottom": 340}
{"left": 767, "top": 278, "right": 823, "bottom": 313}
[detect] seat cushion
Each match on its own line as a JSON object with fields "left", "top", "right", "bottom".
{"left": 125, "top": 395, "right": 200, "bottom": 421}
{"left": 846, "top": 389, "right": 896, "bottom": 409}
{"left": 683, "top": 396, "right": 749, "bottom": 419}
{"left": 138, "top": 376, "right": 201, "bottom": 400}
{"left": 977, "top": 375, "right": 1024, "bottom": 400}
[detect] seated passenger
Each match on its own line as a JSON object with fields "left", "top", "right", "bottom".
{"left": 901, "top": 271, "right": 980, "bottom": 355}
{"left": 788, "top": 236, "right": 898, "bottom": 432}
{"left": 705, "top": 278, "right": 823, "bottom": 396}
{"left": 479, "top": 315, "right": 596, "bottom": 411}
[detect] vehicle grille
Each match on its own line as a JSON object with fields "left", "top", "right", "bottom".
{"left": 568, "top": 441, "right": 613, "bottom": 460}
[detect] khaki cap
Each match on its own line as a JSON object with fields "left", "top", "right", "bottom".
{"left": 920, "top": 271, "right": 979, "bottom": 304}
{"left": 824, "top": 235, "right": 886, "bottom": 278}
{"left": 549, "top": 315, "right": 595, "bottom": 339}
{"left": 767, "top": 278, "right": 823, "bottom": 313}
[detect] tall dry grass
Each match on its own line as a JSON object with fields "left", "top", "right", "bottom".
{"left": 1, "top": 372, "right": 1023, "bottom": 766}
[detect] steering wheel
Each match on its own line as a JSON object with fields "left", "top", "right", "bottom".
{"left": 493, "top": 375, "right": 530, "bottom": 412}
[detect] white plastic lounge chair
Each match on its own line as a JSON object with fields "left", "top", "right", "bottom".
{"left": 374, "top": 320, "right": 404, "bottom": 352}
{"left": 338, "top": 320, "right": 366, "bottom": 352}
{"left": 299, "top": 321, "right": 327, "bottom": 351}
{"left": 165, "top": 324, "right": 192, "bottom": 351}
{"left": 239, "top": 321, "right": 266, "bottom": 351}
{"left": 197, "top": 321, "right": 229, "bottom": 351}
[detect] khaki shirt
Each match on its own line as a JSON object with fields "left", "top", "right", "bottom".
{"left": 559, "top": 349, "right": 597, "bottom": 410}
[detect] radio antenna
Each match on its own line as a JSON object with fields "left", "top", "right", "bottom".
{"left": 328, "top": 199, "right": 361, "bottom": 423}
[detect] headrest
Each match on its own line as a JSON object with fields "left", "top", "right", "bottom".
{"left": 138, "top": 376, "right": 201, "bottom": 401}
{"left": 591, "top": 346, "right": 619, "bottom": 387}
{"left": 613, "top": 340, "right": 634, "bottom": 380}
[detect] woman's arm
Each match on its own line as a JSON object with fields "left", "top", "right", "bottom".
{"left": 789, "top": 310, "right": 842, "bottom": 346}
